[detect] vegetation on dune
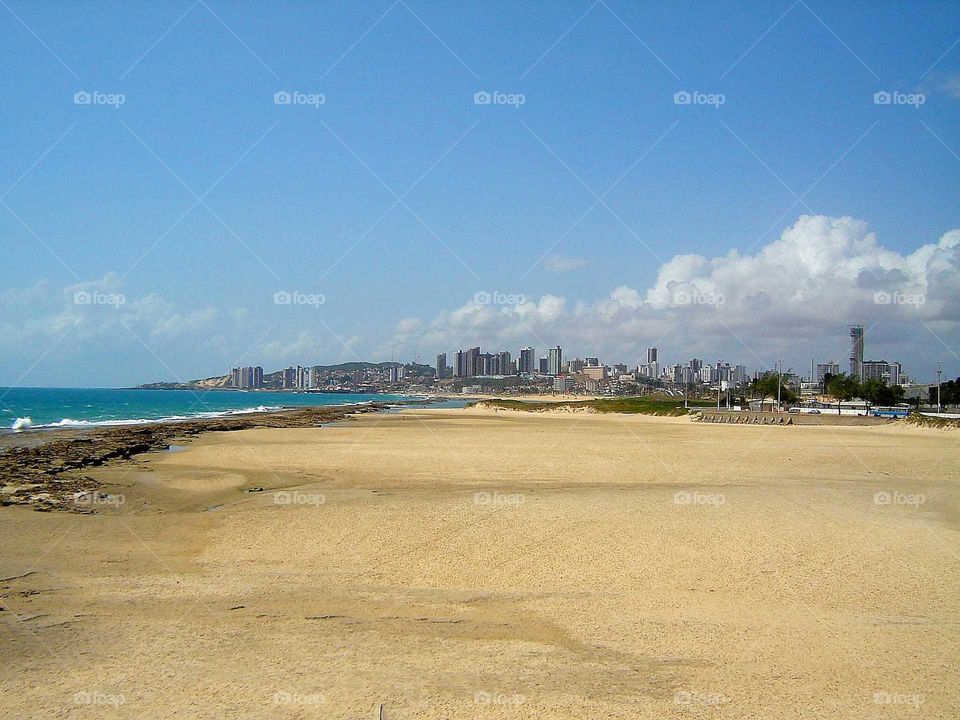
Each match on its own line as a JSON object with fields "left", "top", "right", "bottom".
{"left": 469, "top": 396, "right": 714, "bottom": 416}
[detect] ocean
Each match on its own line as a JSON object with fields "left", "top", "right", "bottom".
{"left": 0, "top": 387, "right": 422, "bottom": 431}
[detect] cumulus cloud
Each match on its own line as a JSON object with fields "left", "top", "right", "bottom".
{"left": 388, "top": 215, "right": 960, "bottom": 369}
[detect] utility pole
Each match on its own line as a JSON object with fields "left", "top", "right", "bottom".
{"left": 937, "top": 361, "right": 943, "bottom": 415}
{"left": 777, "top": 360, "right": 782, "bottom": 412}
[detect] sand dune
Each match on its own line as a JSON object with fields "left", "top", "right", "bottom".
{"left": 2, "top": 409, "right": 957, "bottom": 718}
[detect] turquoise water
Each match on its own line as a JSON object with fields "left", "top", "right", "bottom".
{"left": 0, "top": 387, "right": 421, "bottom": 431}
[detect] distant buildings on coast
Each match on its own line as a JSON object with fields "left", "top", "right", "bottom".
{"left": 224, "top": 323, "right": 924, "bottom": 399}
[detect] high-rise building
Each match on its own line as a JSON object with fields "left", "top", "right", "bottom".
{"left": 282, "top": 367, "right": 297, "bottom": 389}
{"left": 850, "top": 325, "right": 864, "bottom": 381}
{"left": 816, "top": 362, "right": 840, "bottom": 384}
{"left": 231, "top": 366, "right": 263, "bottom": 389}
{"left": 863, "top": 360, "right": 903, "bottom": 386}
{"left": 436, "top": 353, "right": 447, "bottom": 379}
{"left": 518, "top": 347, "right": 535, "bottom": 374}
{"left": 539, "top": 356, "right": 549, "bottom": 374}
{"left": 585, "top": 357, "right": 600, "bottom": 367}
{"left": 453, "top": 350, "right": 466, "bottom": 378}
{"left": 646, "top": 347, "right": 658, "bottom": 364}
{"left": 466, "top": 346, "right": 481, "bottom": 377}
{"left": 548, "top": 346, "right": 563, "bottom": 376}
{"left": 498, "top": 351, "right": 512, "bottom": 375}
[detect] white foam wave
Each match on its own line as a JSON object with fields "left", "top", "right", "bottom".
{"left": 11, "top": 417, "right": 32, "bottom": 431}
{"left": 31, "top": 405, "right": 288, "bottom": 430}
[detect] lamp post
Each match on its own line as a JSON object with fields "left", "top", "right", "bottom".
{"left": 937, "top": 361, "right": 943, "bottom": 415}
{"left": 777, "top": 360, "right": 782, "bottom": 412}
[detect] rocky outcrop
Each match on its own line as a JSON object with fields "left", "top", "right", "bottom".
{"left": 0, "top": 404, "right": 389, "bottom": 513}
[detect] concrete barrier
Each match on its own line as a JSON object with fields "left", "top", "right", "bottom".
{"left": 693, "top": 410, "right": 892, "bottom": 426}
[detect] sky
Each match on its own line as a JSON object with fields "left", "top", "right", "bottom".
{"left": 1, "top": 0, "right": 959, "bottom": 387}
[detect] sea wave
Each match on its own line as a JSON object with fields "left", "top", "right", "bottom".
{"left": 11, "top": 417, "right": 33, "bottom": 431}
{"left": 26, "top": 405, "right": 288, "bottom": 430}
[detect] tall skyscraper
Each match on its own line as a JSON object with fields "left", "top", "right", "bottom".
{"left": 498, "top": 351, "right": 512, "bottom": 375}
{"left": 548, "top": 346, "right": 563, "bottom": 376}
{"left": 539, "top": 356, "right": 548, "bottom": 374}
{"left": 436, "top": 353, "right": 447, "bottom": 379}
{"left": 646, "top": 347, "right": 658, "bottom": 364}
{"left": 466, "top": 346, "right": 481, "bottom": 377}
{"left": 518, "top": 347, "right": 535, "bottom": 374}
{"left": 849, "top": 325, "right": 864, "bottom": 381}
{"left": 453, "top": 350, "right": 466, "bottom": 378}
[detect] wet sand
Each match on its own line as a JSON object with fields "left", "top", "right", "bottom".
{"left": 2, "top": 408, "right": 958, "bottom": 718}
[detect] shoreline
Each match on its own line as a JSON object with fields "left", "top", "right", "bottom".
{"left": 0, "top": 401, "right": 408, "bottom": 512}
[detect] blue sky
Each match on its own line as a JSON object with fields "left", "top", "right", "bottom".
{"left": 2, "top": 0, "right": 959, "bottom": 386}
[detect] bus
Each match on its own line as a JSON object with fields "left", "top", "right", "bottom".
{"left": 870, "top": 406, "right": 911, "bottom": 418}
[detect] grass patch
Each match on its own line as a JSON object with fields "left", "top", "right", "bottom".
{"left": 905, "top": 413, "right": 960, "bottom": 429}
{"left": 468, "top": 396, "right": 715, "bottom": 416}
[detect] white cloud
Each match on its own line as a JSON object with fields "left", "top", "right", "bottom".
{"left": 388, "top": 216, "right": 960, "bottom": 368}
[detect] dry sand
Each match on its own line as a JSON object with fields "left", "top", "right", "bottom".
{"left": 2, "top": 408, "right": 958, "bottom": 719}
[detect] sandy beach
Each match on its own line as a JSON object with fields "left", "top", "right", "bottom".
{"left": 2, "top": 407, "right": 958, "bottom": 719}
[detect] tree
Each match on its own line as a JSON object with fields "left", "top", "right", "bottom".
{"left": 826, "top": 373, "right": 860, "bottom": 415}
{"left": 749, "top": 372, "right": 797, "bottom": 410}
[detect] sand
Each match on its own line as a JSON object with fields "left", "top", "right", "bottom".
{"left": 2, "top": 408, "right": 958, "bottom": 719}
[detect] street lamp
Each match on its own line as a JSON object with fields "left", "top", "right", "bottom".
{"left": 777, "top": 360, "right": 782, "bottom": 412}
{"left": 937, "top": 361, "right": 943, "bottom": 415}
